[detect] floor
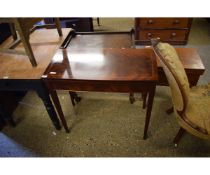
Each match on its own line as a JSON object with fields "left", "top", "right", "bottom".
{"left": 1, "top": 18, "right": 210, "bottom": 157}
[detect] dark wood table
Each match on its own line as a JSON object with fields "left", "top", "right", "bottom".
{"left": 43, "top": 31, "right": 158, "bottom": 139}
{"left": 130, "top": 47, "right": 205, "bottom": 104}
{"left": 0, "top": 29, "right": 71, "bottom": 130}
{"left": 157, "top": 47, "right": 205, "bottom": 86}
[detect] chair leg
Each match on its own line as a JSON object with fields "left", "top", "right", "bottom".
{"left": 15, "top": 20, "right": 37, "bottom": 67}
{"left": 9, "top": 23, "right": 17, "bottom": 41}
{"left": 54, "top": 18, "right": 63, "bottom": 37}
{"left": 173, "top": 127, "right": 185, "bottom": 147}
{"left": 166, "top": 107, "right": 174, "bottom": 115}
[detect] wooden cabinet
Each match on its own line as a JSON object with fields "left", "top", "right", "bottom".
{"left": 135, "top": 18, "right": 192, "bottom": 45}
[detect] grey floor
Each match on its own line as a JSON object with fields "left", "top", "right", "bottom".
{"left": 1, "top": 18, "right": 210, "bottom": 157}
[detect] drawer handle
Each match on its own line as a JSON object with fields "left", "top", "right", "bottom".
{"left": 147, "top": 19, "right": 154, "bottom": 24}
{"left": 147, "top": 33, "right": 152, "bottom": 37}
{"left": 173, "top": 19, "right": 180, "bottom": 24}
{"left": 171, "top": 32, "right": 177, "bottom": 37}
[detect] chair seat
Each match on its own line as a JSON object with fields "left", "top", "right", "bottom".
{"left": 182, "top": 83, "right": 210, "bottom": 139}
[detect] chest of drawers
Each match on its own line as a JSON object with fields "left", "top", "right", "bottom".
{"left": 135, "top": 18, "right": 192, "bottom": 45}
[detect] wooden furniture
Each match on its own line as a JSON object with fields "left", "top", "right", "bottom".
{"left": 0, "top": 29, "right": 71, "bottom": 130}
{"left": 97, "top": 18, "right": 100, "bottom": 26}
{"left": 151, "top": 38, "right": 210, "bottom": 146}
{"left": 135, "top": 18, "right": 192, "bottom": 45}
{"left": 158, "top": 48, "right": 205, "bottom": 86}
{"left": 44, "top": 18, "right": 94, "bottom": 32}
{"left": 0, "top": 18, "right": 62, "bottom": 67}
{"left": 130, "top": 47, "right": 205, "bottom": 104}
{"left": 42, "top": 31, "right": 158, "bottom": 139}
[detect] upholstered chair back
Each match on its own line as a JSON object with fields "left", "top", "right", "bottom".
{"left": 151, "top": 38, "right": 190, "bottom": 113}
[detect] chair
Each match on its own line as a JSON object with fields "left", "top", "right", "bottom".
{"left": 151, "top": 38, "right": 210, "bottom": 146}
{"left": 0, "top": 18, "right": 62, "bottom": 67}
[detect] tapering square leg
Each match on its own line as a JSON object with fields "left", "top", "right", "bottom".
{"left": 173, "top": 127, "right": 185, "bottom": 147}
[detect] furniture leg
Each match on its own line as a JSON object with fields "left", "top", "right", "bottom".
{"left": 54, "top": 18, "right": 63, "bottom": 37}
{"left": 173, "top": 127, "right": 185, "bottom": 147}
{"left": 129, "top": 93, "right": 135, "bottom": 104}
{"left": 69, "top": 91, "right": 82, "bottom": 106}
{"left": 75, "top": 93, "right": 82, "bottom": 103}
{"left": 36, "top": 84, "right": 61, "bottom": 130}
{"left": 143, "top": 85, "right": 156, "bottom": 139}
{"left": 9, "top": 23, "right": 17, "bottom": 40}
{"left": 9, "top": 39, "right": 21, "bottom": 49}
{"left": 69, "top": 91, "right": 76, "bottom": 106}
{"left": 97, "top": 18, "right": 100, "bottom": 26}
{"left": 142, "top": 92, "right": 148, "bottom": 109}
{"left": 129, "top": 92, "right": 148, "bottom": 109}
{"left": 166, "top": 107, "right": 174, "bottom": 115}
{"left": 50, "top": 90, "right": 69, "bottom": 133}
{"left": 14, "top": 20, "right": 37, "bottom": 67}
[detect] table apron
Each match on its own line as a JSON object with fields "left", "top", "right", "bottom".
{"left": 44, "top": 80, "right": 157, "bottom": 93}
{"left": 158, "top": 70, "right": 203, "bottom": 87}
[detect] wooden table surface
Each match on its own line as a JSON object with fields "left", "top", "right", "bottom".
{"left": 0, "top": 28, "right": 70, "bottom": 79}
{"left": 45, "top": 48, "right": 157, "bottom": 83}
{"left": 155, "top": 47, "right": 205, "bottom": 86}
{"left": 157, "top": 48, "right": 205, "bottom": 73}
{"left": 67, "top": 32, "right": 133, "bottom": 49}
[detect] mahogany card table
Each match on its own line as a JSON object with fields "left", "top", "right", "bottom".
{"left": 130, "top": 47, "right": 205, "bottom": 104}
{"left": 43, "top": 31, "right": 158, "bottom": 139}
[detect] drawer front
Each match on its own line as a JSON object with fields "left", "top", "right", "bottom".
{"left": 139, "top": 18, "right": 190, "bottom": 28}
{"left": 139, "top": 29, "right": 188, "bottom": 42}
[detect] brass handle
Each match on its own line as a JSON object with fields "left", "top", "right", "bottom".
{"left": 147, "top": 33, "right": 152, "bottom": 37}
{"left": 173, "top": 19, "right": 180, "bottom": 24}
{"left": 171, "top": 32, "right": 176, "bottom": 37}
{"left": 148, "top": 19, "right": 154, "bottom": 24}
